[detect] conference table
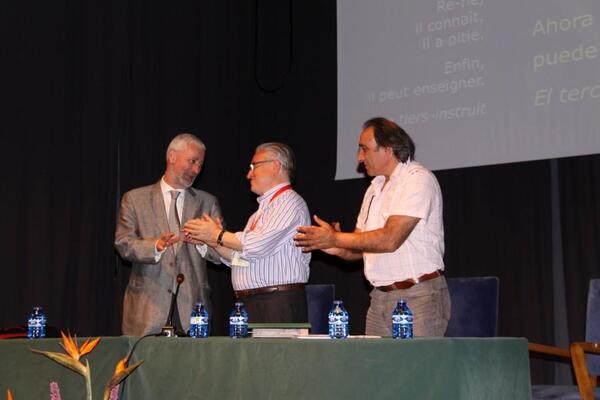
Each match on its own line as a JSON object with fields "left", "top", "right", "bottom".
{"left": 0, "top": 336, "right": 531, "bottom": 399}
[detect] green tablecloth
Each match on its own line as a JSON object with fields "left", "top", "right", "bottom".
{"left": 0, "top": 336, "right": 531, "bottom": 399}
{"left": 0, "top": 336, "right": 130, "bottom": 399}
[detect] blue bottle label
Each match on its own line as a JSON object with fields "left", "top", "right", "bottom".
{"left": 190, "top": 316, "right": 209, "bottom": 325}
{"left": 392, "top": 314, "right": 413, "bottom": 324}
{"left": 230, "top": 316, "right": 246, "bottom": 325}
{"left": 329, "top": 315, "right": 348, "bottom": 324}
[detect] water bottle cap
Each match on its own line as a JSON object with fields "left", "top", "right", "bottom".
{"left": 234, "top": 302, "right": 244, "bottom": 306}
{"left": 333, "top": 300, "right": 343, "bottom": 305}
{"left": 196, "top": 302, "right": 203, "bottom": 307}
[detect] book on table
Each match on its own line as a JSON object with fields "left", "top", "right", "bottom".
{"left": 248, "top": 323, "right": 311, "bottom": 338}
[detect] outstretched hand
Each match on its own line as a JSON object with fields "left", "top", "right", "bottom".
{"left": 183, "top": 214, "right": 221, "bottom": 247}
{"left": 294, "top": 215, "right": 340, "bottom": 252}
{"left": 157, "top": 232, "right": 180, "bottom": 252}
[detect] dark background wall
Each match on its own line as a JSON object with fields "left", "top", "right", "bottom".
{"left": 1, "top": 0, "right": 599, "bottom": 384}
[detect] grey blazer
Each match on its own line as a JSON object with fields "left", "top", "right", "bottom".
{"left": 114, "top": 180, "right": 222, "bottom": 336}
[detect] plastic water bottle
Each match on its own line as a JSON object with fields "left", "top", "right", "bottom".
{"left": 27, "top": 306, "right": 47, "bottom": 339}
{"left": 229, "top": 302, "right": 248, "bottom": 338}
{"left": 328, "top": 300, "right": 349, "bottom": 339}
{"left": 189, "top": 303, "right": 209, "bottom": 338}
{"left": 392, "top": 299, "right": 413, "bottom": 339}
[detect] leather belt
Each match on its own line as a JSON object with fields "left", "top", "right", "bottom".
{"left": 376, "top": 270, "right": 443, "bottom": 292}
{"left": 235, "top": 283, "right": 306, "bottom": 299}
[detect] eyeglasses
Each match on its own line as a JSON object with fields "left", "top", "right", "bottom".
{"left": 249, "top": 159, "right": 275, "bottom": 171}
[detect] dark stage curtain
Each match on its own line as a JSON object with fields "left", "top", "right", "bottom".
{"left": 559, "top": 155, "right": 600, "bottom": 342}
{"left": 1, "top": 0, "right": 599, "bottom": 385}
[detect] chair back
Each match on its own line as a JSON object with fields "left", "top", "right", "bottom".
{"left": 586, "top": 279, "right": 600, "bottom": 375}
{"left": 530, "top": 279, "right": 600, "bottom": 399}
{"left": 305, "top": 284, "right": 335, "bottom": 334}
{"left": 445, "top": 276, "right": 499, "bottom": 337}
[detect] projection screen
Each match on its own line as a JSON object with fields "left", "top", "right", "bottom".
{"left": 336, "top": 0, "right": 600, "bottom": 180}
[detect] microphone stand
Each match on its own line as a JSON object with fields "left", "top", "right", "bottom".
{"left": 162, "top": 273, "right": 185, "bottom": 337}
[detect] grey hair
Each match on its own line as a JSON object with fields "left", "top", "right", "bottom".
{"left": 166, "top": 133, "right": 206, "bottom": 158}
{"left": 256, "top": 142, "right": 296, "bottom": 182}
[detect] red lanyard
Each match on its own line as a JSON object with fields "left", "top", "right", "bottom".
{"left": 248, "top": 184, "right": 292, "bottom": 231}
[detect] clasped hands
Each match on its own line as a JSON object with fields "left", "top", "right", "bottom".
{"left": 182, "top": 214, "right": 223, "bottom": 247}
{"left": 156, "top": 214, "right": 222, "bottom": 251}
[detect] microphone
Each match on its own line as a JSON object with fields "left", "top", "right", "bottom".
{"left": 161, "top": 273, "right": 185, "bottom": 337}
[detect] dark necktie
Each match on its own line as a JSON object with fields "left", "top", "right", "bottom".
{"left": 168, "top": 190, "right": 183, "bottom": 333}
{"left": 168, "top": 190, "right": 181, "bottom": 232}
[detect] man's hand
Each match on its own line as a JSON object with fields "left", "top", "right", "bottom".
{"left": 182, "top": 235, "right": 204, "bottom": 245}
{"left": 156, "top": 232, "right": 180, "bottom": 252}
{"left": 183, "top": 216, "right": 223, "bottom": 245}
{"left": 320, "top": 221, "right": 346, "bottom": 256}
{"left": 183, "top": 214, "right": 221, "bottom": 247}
{"left": 294, "top": 215, "right": 338, "bottom": 252}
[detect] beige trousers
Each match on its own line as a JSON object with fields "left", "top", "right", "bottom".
{"left": 366, "top": 276, "right": 451, "bottom": 337}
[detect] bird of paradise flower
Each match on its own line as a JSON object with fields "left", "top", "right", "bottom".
{"left": 22, "top": 332, "right": 144, "bottom": 400}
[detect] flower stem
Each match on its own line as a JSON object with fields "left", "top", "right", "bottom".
{"left": 85, "top": 360, "right": 93, "bottom": 400}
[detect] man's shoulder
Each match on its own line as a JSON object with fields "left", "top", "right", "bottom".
{"left": 402, "top": 162, "right": 437, "bottom": 182}
{"left": 123, "top": 182, "right": 159, "bottom": 198}
{"left": 406, "top": 161, "right": 431, "bottom": 173}
{"left": 270, "top": 189, "right": 309, "bottom": 212}
{"left": 292, "top": 190, "right": 308, "bottom": 208}
{"left": 288, "top": 189, "right": 308, "bottom": 204}
{"left": 187, "top": 187, "right": 219, "bottom": 203}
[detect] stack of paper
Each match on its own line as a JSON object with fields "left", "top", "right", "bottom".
{"left": 249, "top": 323, "right": 311, "bottom": 338}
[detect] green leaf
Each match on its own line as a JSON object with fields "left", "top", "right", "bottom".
{"left": 30, "top": 349, "right": 87, "bottom": 377}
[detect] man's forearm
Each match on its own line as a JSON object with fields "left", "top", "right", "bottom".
{"left": 334, "top": 230, "right": 398, "bottom": 253}
{"left": 334, "top": 216, "right": 418, "bottom": 253}
{"left": 217, "top": 230, "right": 243, "bottom": 252}
{"left": 214, "top": 244, "right": 235, "bottom": 261}
{"left": 115, "top": 234, "right": 160, "bottom": 264}
{"left": 333, "top": 247, "right": 363, "bottom": 261}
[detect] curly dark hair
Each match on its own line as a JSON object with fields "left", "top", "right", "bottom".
{"left": 363, "top": 117, "right": 415, "bottom": 162}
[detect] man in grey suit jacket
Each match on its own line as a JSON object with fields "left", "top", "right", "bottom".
{"left": 115, "top": 133, "right": 222, "bottom": 336}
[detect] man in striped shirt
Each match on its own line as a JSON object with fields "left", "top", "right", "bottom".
{"left": 184, "top": 142, "right": 311, "bottom": 323}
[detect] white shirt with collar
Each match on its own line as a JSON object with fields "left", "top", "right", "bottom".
{"left": 356, "top": 161, "right": 444, "bottom": 286}
{"left": 154, "top": 177, "right": 208, "bottom": 260}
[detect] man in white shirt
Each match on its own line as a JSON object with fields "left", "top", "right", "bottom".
{"left": 294, "top": 117, "right": 450, "bottom": 337}
{"left": 184, "top": 142, "right": 311, "bottom": 323}
{"left": 115, "top": 133, "right": 222, "bottom": 336}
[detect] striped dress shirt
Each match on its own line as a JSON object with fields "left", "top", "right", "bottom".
{"left": 225, "top": 182, "right": 311, "bottom": 291}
